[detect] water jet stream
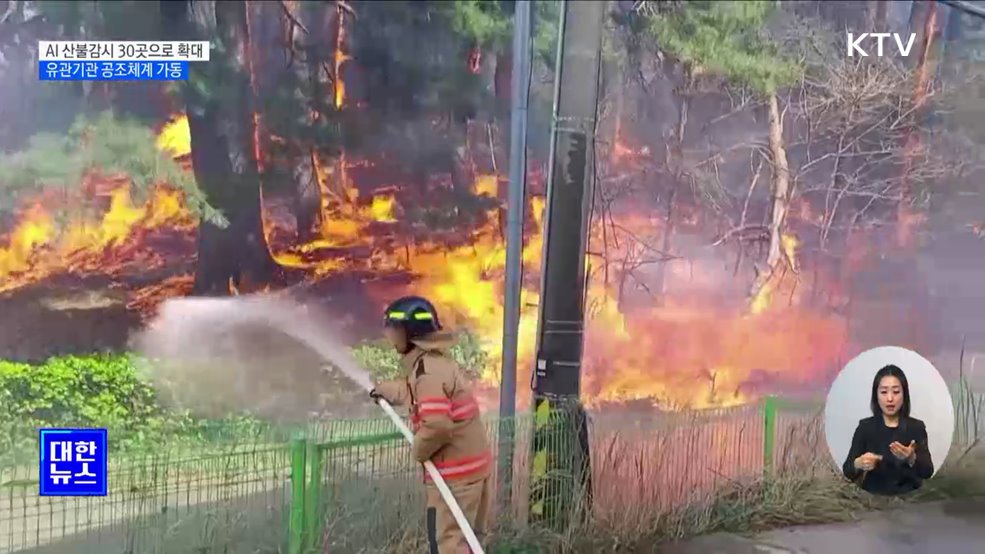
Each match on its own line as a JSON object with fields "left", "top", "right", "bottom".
{"left": 136, "top": 294, "right": 484, "bottom": 553}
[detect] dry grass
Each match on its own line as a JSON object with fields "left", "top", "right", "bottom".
{"left": 5, "top": 396, "right": 982, "bottom": 553}
{"left": 383, "top": 397, "right": 985, "bottom": 554}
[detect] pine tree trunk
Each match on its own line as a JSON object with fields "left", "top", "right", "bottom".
{"left": 765, "top": 93, "right": 791, "bottom": 272}
{"left": 160, "top": 0, "right": 278, "bottom": 295}
{"left": 751, "top": 92, "right": 791, "bottom": 300}
{"left": 283, "top": 0, "right": 322, "bottom": 241}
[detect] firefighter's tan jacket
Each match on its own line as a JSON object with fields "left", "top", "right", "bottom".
{"left": 373, "top": 332, "right": 491, "bottom": 484}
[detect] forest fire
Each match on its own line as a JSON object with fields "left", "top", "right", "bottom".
{"left": 0, "top": 107, "right": 858, "bottom": 410}
{"left": 0, "top": 181, "right": 195, "bottom": 295}
{"left": 156, "top": 114, "right": 192, "bottom": 159}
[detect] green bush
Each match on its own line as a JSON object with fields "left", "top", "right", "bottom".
{"left": 352, "top": 341, "right": 403, "bottom": 380}
{"left": 0, "top": 353, "right": 267, "bottom": 466}
{"left": 0, "top": 354, "right": 160, "bottom": 429}
{"left": 351, "top": 331, "right": 489, "bottom": 381}
{"left": 0, "top": 332, "right": 490, "bottom": 465}
{"left": 447, "top": 330, "right": 489, "bottom": 379}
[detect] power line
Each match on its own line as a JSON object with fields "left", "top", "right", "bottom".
{"left": 938, "top": 0, "right": 985, "bottom": 21}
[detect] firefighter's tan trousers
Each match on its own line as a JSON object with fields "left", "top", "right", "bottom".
{"left": 425, "top": 476, "right": 492, "bottom": 553}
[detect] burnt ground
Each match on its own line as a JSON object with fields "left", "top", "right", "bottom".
{"left": 0, "top": 269, "right": 396, "bottom": 361}
{"left": 0, "top": 283, "right": 140, "bottom": 363}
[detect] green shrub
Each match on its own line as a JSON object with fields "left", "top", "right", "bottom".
{"left": 0, "top": 353, "right": 267, "bottom": 465}
{"left": 0, "top": 354, "right": 160, "bottom": 429}
{"left": 447, "top": 330, "right": 489, "bottom": 379}
{"left": 351, "top": 331, "right": 489, "bottom": 381}
{"left": 0, "top": 332, "right": 491, "bottom": 465}
{"left": 352, "top": 340, "right": 403, "bottom": 380}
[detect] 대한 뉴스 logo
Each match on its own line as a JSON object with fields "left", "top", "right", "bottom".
{"left": 39, "top": 428, "right": 108, "bottom": 496}
{"left": 847, "top": 33, "right": 917, "bottom": 58}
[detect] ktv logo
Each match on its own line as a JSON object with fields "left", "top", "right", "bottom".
{"left": 846, "top": 33, "right": 917, "bottom": 58}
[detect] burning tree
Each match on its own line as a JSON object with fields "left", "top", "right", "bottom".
{"left": 643, "top": 0, "right": 801, "bottom": 306}
{"left": 602, "top": 2, "right": 966, "bottom": 313}
{"left": 792, "top": 45, "right": 957, "bottom": 249}
{"left": 159, "top": 0, "right": 281, "bottom": 295}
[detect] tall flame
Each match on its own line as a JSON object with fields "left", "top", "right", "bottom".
{"left": 0, "top": 183, "right": 195, "bottom": 294}
{"left": 0, "top": 111, "right": 856, "bottom": 410}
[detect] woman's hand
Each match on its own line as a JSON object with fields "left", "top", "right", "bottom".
{"left": 889, "top": 440, "right": 917, "bottom": 465}
{"left": 854, "top": 452, "right": 882, "bottom": 471}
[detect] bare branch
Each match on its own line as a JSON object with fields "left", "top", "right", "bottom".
{"left": 279, "top": 0, "right": 310, "bottom": 35}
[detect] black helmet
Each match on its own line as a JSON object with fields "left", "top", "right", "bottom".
{"left": 383, "top": 296, "right": 442, "bottom": 339}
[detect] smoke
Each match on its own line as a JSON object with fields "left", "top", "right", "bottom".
{"left": 132, "top": 294, "right": 376, "bottom": 421}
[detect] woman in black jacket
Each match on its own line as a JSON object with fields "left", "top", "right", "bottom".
{"left": 842, "top": 364, "right": 934, "bottom": 495}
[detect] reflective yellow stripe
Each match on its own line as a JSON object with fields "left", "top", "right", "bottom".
{"left": 535, "top": 397, "right": 551, "bottom": 428}
{"left": 532, "top": 450, "right": 547, "bottom": 477}
{"left": 532, "top": 398, "right": 549, "bottom": 479}
{"left": 531, "top": 397, "right": 550, "bottom": 519}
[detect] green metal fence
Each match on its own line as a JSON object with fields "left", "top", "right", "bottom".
{"left": 1, "top": 393, "right": 980, "bottom": 554}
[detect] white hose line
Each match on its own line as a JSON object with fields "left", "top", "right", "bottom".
{"left": 375, "top": 398, "right": 486, "bottom": 554}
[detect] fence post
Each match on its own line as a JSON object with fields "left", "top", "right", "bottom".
{"left": 304, "top": 442, "right": 326, "bottom": 553}
{"left": 288, "top": 436, "right": 307, "bottom": 554}
{"left": 762, "top": 395, "right": 777, "bottom": 474}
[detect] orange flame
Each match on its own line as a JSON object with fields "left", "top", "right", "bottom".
{"left": 334, "top": 5, "right": 349, "bottom": 109}
{"left": 0, "top": 183, "right": 195, "bottom": 294}
{"left": 0, "top": 111, "right": 858, "bottom": 410}
{"left": 156, "top": 115, "right": 191, "bottom": 159}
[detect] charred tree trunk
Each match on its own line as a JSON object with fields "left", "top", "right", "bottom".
{"left": 160, "top": 0, "right": 277, "bottom": 295}
{"left": 294, "top": 153, "right": 321, "bottom": 242}
{"left": 898, "top": 0, "right": 939, "bottom": 248}
{"left": 321, "top": 0, "right": 350, "bottom": 204}
{"left": 492, "top": 14, "right": 515, "bottom": 173}
{"left": 653, "top": 64, "right": 690, "bottom": 299}
{"left": 495, "top": 45, "right": 513, "bottom": 117}
{"left": 751, "top": 93, "right": 791, "bottom": 300}
{"left": 282, "top": 0, "right": 322, "bottom": 241}
{"left": 449, "top": 43, "right": 480, "bottom": 191}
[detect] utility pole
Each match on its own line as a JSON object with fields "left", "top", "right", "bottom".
{"left": 529, "top": 0, "right": 606, "bottom": 529}
{"left": 497, "top": 0, "right": 532, "bottom": 515}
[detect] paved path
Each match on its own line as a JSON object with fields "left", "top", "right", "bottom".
{"left": 661, "top": 498, "right": 985, "bottom": 554}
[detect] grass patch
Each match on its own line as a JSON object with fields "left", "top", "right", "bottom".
{"left": 0, "top": 353, "right": 283, "bottom": 466}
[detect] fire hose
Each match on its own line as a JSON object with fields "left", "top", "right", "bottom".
{"left": 374, "top": 397, "right": 485, "bottom": 554}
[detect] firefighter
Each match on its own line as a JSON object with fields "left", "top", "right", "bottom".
{"left": 369, "top": 296, "right": 493, "bottom": 553}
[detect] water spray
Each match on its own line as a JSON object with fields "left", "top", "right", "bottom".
{"left": 137, "top": 295, "right": 484, "bottom": 553}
